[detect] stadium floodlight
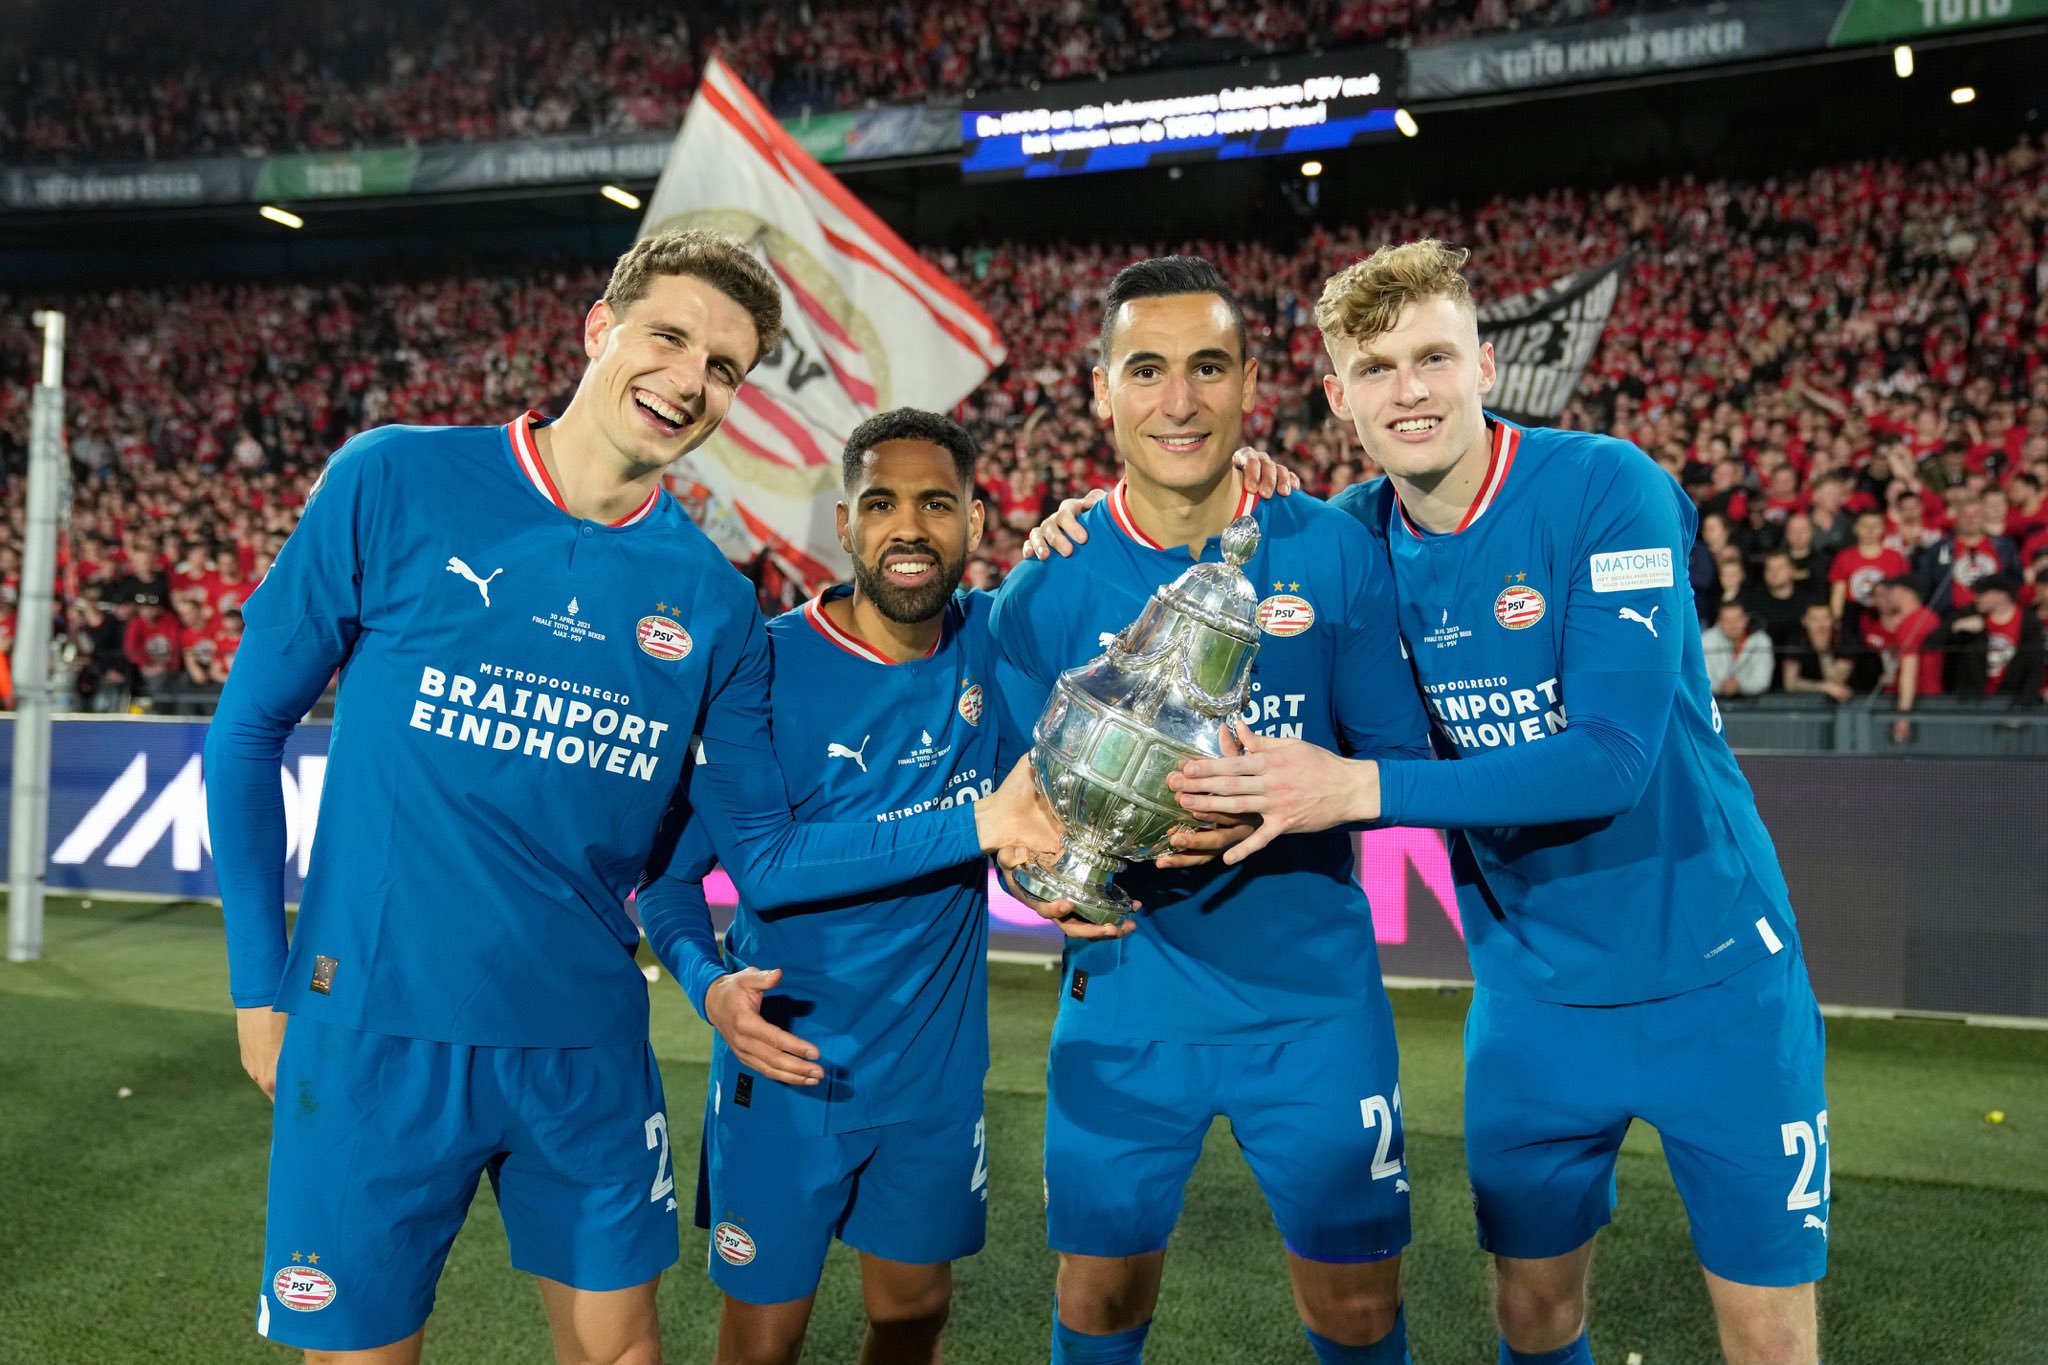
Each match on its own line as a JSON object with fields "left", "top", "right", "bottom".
{"left": 601, "top": 184, "right": 642, "bottom": 210}
{"left": 1951, "top": 86, "right": 1977, "bottom": 104}
{"left": 1894, "top": 45, "right": 1914, "bottom": 79}
{"left": 258, "top": 205, "right": 304, "bottom": 229}
{"left": 1301, "top": 160, "right": 1324, "bottom": 178}
{"left": 1394, "top": 108, "right": 1419, "bottom": 138}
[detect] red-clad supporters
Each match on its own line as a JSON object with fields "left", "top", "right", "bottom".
{"left": 4, "top": 0, "right": 1661, "bottom": 162}
{"left": 4, "top": 136, "right": 2048, "bottom": 716}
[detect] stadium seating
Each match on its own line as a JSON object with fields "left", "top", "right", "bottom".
{"left": 2, "top": 111, "right": 2044, "bottom": 714}
{"left": 2, "top": 0, "right": 1662, "bottom": 161}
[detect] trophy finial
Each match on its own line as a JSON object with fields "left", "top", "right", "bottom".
{"left": 1221, "top": 515, "right": 1259, "bottom": 568}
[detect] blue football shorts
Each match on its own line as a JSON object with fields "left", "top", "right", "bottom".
{"left": 1463, "top": 943, "right": 1830, "bottom": 1286}
{"left": 1043, "top": 998, "right": 1411, "bottom": 1264}
{"left": 693, "top": 1065, "right": 988, "bottom": 1304}
{"left": 257, "top": 1016, "right": 679, "bottom": 1351}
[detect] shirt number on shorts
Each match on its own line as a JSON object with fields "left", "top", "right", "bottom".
{"left": 1359, "top": 1086, "right": 1404, "bottom": 1181}
{"left": 1780, "top": 1109, "right": 1830, "bottom": 1211}
{"left": 645, "top": 1112, "right": 674, "bottom": 1205}
{"left": 970, "top": 1115, "right": 989, "bottom": 1203}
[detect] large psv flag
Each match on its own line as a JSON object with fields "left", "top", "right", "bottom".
{"left": 641, "top": 59, "right": 1006, "bottom": 586}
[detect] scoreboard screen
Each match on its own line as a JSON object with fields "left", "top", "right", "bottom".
{"left": 961, "top": 50, "right": 1404, "bottom": 182}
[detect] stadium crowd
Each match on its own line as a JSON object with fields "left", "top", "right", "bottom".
{"left": 6, "top": 0, "right": 1667, "bottom": 162}
{"left": 3, "top": 136, "right": 2046, "bottom": 717}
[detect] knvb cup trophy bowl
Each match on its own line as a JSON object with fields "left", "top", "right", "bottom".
{"left": 1017, "top": 516, "right": 1264, "bottom": 924}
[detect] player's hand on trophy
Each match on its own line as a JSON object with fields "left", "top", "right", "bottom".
{"left": 1023, "top": 488, "right": 1106, "bottom": 560}
{"left": 973, "top": 755, "right": 1065, "bottom": 861}
{"left": 236, "top": 1005, "right": 288, "bottom": 1101}
{"left": 997, "top": 861, "right": 1138, "bottom": 940}
{"left": 706, "top": 966, "right": 823, "bottom": 1086}
{"left": 1153, "top": 814, "right": 1262, "bottom": 869}
{"left": 1169, "top": 722, "right": 1381, "bottom": 864}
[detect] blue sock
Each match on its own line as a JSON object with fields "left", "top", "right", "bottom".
{"left": 1050, "top": 1307, "right": 1152, "bottom": 1364}
{"left": 1498, "top": 1329, "right": 1594, "bottom": 1365}
{"left": 1306, "top": 1304, "right": 1411, "bottom": 1362}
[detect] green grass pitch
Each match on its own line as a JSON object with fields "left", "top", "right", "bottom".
{"left": 2, "top": 898, "right": 2045, "bottom": 1363}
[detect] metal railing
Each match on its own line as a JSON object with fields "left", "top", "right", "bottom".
{"left": 1722, "top": 697, "right": 2048, "bottom": 756}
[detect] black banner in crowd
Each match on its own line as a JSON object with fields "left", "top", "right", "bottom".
{"left": 1477, "top": 255, "right": 1628, "bottom": 425}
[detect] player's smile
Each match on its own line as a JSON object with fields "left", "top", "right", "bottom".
{"left": 1149, "top": 430, "right": 1211, "bottom": 456}
{"left": 881, "top": 545, "right": 939, "bottom": 588}
{"left": 1387, "top": 414, "right": 1444, "bottom": 443}
{"left": 630, "top": 387, "right": 698, "bottom": 439}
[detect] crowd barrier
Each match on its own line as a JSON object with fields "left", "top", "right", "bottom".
{"left": 3, "top": 717, "right": 2041, "bottom": 1020}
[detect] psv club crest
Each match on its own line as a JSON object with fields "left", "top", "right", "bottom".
{"left": 272, "top": 1264, "right": 337, "bottom": 1313}
{"left": 1257, "top": 592, "right": 1315, "bottom": 637}
{"left": 637, "top": 602, "right": 692, "bottom": 661}
{"left": 1493, "top": 582, "right": 1546, "bottom": 630}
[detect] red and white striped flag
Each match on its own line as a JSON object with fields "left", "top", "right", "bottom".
{"left": 642, "top": 59, "right": 1006, "bottom": 587}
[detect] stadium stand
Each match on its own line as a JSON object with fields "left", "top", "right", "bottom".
{"left": 4, "top": 134, "right": 2047, "bottom": 715}
{"left": 1, "top": 0, "right": 1678, "bottom": 161}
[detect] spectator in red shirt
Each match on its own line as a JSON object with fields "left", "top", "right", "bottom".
{"left": 1830, "top": 509, "right": 1910, "bottom": 627}
{"left": 1947, "top": 575, "right": 2043, "bottom": 705}
{"left": 203, "top": 554, "right": 256, "bottom": 620}
{"left": 1884, "top": 487, "right": 1943, "bottom": 558}
{"left": 2006, "top": 471, "right": 2048, "bottom": 545}
{"left": 1871, "top": 576, "right": 1946, "bottom": 743}
{"left": 208, "top": 608, "right": 245, "bottom": 681}
{"left": 121, "top": 589, "right": 184, "bottom": 700}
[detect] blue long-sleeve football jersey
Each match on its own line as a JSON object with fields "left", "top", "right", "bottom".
{"left": 637, "top": 587, "right": 1005, "bottom": 1133}
{"left": 205, "top": 414, "right": 980, "bottom": 1048}
{"left": 990, "top": 482, "right": 1431, "bottom": 1043}
{"left": 1331, "top": 418, "right": 1800, "bottom": 1006}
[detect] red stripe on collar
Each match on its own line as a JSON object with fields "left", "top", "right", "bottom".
{"left": 1398, "top": 421, "right": 1520, "bottom": 538}
{"left": 803, "top": 594, "right": 941, "bottom": 664}
{"left": 506, "top": 411, "right": 662, "bottom": 527}
{"left": 1107, "top": 477, "right": 1259, "bottom": 549}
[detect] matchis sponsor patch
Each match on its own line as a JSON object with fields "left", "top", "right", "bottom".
{"left": 1493, "top": 585, "right": 1546, "bottom": 630}
{"left": 272, "top": 1265, "right": 337, "bottom": 1313}
{"left": 959, "top": 682, "right": 984, "bottom": 726}
{"left": 1257, "top": 594, "right": 1315, "bottom": 637}
{"left": 1588, "top": 547, "right": 1674, "bottom": 593}
{"left": 636, "top": 615, "right": 692, "bottom": 661}
{"left": 712, "top": 1221, "right": 757, "bottom": 1265}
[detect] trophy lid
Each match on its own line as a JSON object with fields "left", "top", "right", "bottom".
{"left": 1156, "top": 514, "right": 1261, "bottom": 641}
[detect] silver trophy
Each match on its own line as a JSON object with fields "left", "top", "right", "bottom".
{"left": 1016, "top": 515, "right": 1264, "bottom": 924}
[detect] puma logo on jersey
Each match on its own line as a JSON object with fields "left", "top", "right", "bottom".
{"left": 1618, "top": 605, "right": 1659, "bottom": 637}
{"left": 827, "top": 735, "right": 871, "bottom": 772}
{"left": 446, "top": 556, "right": 504, "bottom": 606}
{"left": 1802, "top": 1213, "right": 1827, "bottom": 1239}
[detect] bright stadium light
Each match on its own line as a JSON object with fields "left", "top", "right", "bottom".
{"left": 1893, "top": 44, "right": 1914, "bottom": 78}
{"left": 601, "top": 184, "right": 642, "bottom": 210}
{"left": 258, "top": 205, "right": 304, "bottom": 229}
{"left": 1301, "top": 160, "right": 1324, "bottom": 178}
{"left": 1394, "top": 108, "right": 1419, "bottom": 138}
{"left": 1952, "top": 86, "right": 1977, "bottom": 105}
